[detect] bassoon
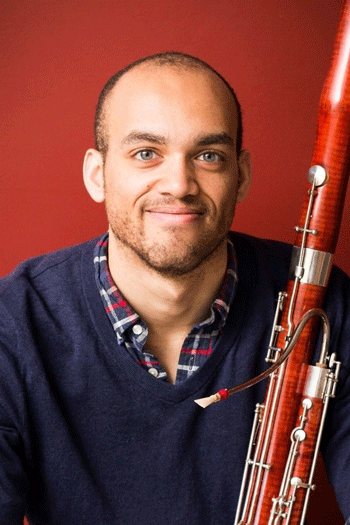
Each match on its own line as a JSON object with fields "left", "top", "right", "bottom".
{"left": 195, "top": 1, "right": 350, "bottom": 523}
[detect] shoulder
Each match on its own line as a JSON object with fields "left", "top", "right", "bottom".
{"left": 229, "top": 230, "right": 293, "bottom": 261}
{"left": 229, "top": 230, "right": 350, "bottom": 286}
{"left": 0, "top": 237, "right": 100, "bottom": 319}
{"left": 229, "top": 231, "right": 350, "bottom": 313}
{"left": 2, "top": 237, "right": 98, "bottom": 282}
{"left": 0, "top": 237, "right": 99, "bottom": 282}
{"left": 228, "top": 231, "right": 293, "bottom": 289}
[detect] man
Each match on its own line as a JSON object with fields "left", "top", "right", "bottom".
{"left": 0, "top": 52, "right": 349, "bottom": 524}
{"left": 84, "top": 53, "right": 251, "bottom": 384}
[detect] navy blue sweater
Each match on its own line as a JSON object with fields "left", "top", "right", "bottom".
{"left": 0, "top": 232, "right": 350, "bottom": 524}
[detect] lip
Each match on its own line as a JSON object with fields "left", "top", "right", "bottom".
{"left": 145, "top": 206, "right": 205, "bottom": 214}
{"left": 145, "top": 207, "right": 204, "bottom": 224}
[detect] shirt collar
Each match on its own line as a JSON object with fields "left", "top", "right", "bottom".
{"left": 94, "top": 232, "right": 238, "bottom": 339}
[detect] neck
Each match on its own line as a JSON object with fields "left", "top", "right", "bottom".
{"left": 107, "top": 230, "right": 229, "bottom": 383}
{"left": 107, "top": 232, "right": 228, "bottom": 330}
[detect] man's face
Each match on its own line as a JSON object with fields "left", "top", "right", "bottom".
{"left": 100, "top": 65, "right": 250, "bottom": 276}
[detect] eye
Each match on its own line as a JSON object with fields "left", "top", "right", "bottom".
{"left": 197, "top": 151, "right": 224, "bottom": 163}
{"left": 134, "top": 149, "right": 158, "bottom": 161}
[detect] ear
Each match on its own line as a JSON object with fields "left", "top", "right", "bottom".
{"left": 83, "top": 149, "right": 105, "bottom": 203}
{"left": 236, "top": 149, "right": 252, "bottom": 203}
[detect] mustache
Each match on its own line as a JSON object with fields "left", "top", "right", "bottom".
{"left": 143, "top": 196, "right": 209, "bottom": 214}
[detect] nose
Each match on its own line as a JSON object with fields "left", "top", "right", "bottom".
{"left": 154, "top": 156, "right": 199, "bottom": 199}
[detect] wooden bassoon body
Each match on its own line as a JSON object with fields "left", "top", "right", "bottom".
{"left": 196, "top": 1, "right": 350, "bottom": 523}
{"left": 235, "top": 1, "right": 350, "bottom": 522}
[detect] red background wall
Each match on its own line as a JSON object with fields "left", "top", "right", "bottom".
{"left": 2, "top": 0, "right": 349, "bottom": 279}
{"left": 2, "top": 0, "right": 347, "bottom": 522}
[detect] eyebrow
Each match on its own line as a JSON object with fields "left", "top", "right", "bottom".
{"left": 195, "top": 133, "right": 234, "bottom": 147}
{"left": 122, "top": 131, "right": 167, "bottom": 146}
{"left": 121, "top": 131, "right": 234, "bottom": 147}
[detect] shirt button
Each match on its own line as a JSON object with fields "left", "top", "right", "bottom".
{"left": 148, "top": 368, "right": 159, "bottom": 377}
{"left": 132, "top": 324, "right": 143, "bottom": 335}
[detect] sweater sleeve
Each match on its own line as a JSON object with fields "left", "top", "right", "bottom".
{"left": 0, "top": 416, "right": 27, "bottom": 523}
{"left": 0, "top": 306, "right": 28, "bottom": 524}
{"left": 320, "top": 265, "right": 350, "bottom": 517}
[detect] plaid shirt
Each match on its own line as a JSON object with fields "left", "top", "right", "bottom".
{"left": 94, "top": 233, "right": 238, "bottom": 384}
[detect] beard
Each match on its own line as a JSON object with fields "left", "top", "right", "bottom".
{"left": 105, "top": 197, "right": 233, "bottom": 277}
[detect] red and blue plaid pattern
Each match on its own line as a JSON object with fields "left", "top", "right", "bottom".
{"left": 94, "top": 233, "right": 238, "bottom": 383}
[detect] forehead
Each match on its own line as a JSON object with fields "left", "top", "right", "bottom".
{"left": 104, "top": 64, "right": 238, "bottom": 143}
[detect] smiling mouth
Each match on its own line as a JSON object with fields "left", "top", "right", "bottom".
{"left": 145, "top": 207, "right": 205, "bottom": 224}
{"left": 146, "top": 206, "right": 205, "bottom": 214}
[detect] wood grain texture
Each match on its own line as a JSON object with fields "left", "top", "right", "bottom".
{"left": 237, "top": 1, "right": 350, "bottom": 522}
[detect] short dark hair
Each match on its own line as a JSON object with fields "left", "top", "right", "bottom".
{"left": 94, "top": 51, "right": 243, "bottom": 158}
